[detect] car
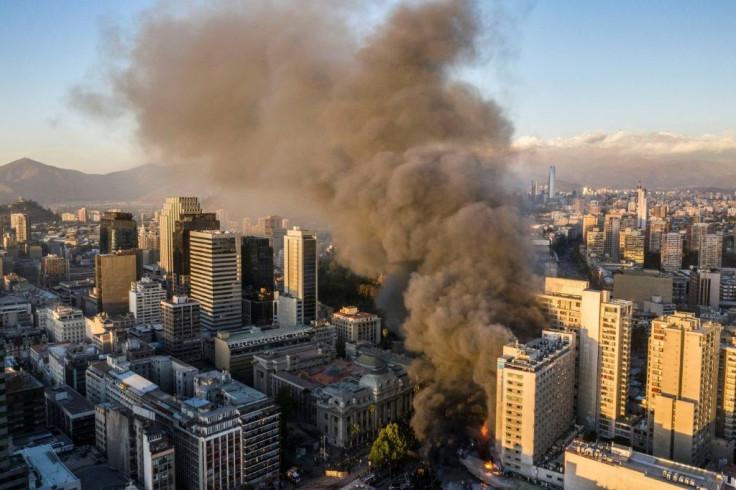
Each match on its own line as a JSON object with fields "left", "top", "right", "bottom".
{"left": 286, "top": 468, "right": 302, "bottom": 484}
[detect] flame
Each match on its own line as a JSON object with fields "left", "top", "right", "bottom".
{"left": 484, "top": 462, "right": 493, "bottom": 470}
{"left": 480, "top": 424, "right": 490, "bottom": 438}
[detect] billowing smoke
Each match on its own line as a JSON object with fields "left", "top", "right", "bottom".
{"left": 75, "top": 0, "right": 544, "bottom": 452}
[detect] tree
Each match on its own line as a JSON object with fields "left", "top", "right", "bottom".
{"left": 369, "top": 423, "right": 407, "bottom": 478}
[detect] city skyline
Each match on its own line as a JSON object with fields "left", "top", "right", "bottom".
{"left": 0, "top": 1, "right": 734, "bottom": 173}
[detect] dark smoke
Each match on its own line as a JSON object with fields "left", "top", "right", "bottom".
{"left": 74, "top": 0, "right": 544, "bottom": 452}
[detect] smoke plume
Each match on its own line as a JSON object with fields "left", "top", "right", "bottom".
{"left": 75, "top": 0, "right": 545, "bottom": 451}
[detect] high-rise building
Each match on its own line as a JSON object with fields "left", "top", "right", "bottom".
{"left": 160, "top": 197, "right": 202, "bottom": 275}
{"left": 38, "top": 304, "right": 85, "bottom": 343}
{"left": 189, "top": 231, "right": 242, "bottom": 332}
{"left": 622, "top": 230, "right": 645, "bottom": 267}
{"left": 646, "top": 312, "right": 721, "bottom": 465}
{"left": 278, "top": 228, "right": 318, "bottom": 327}
{"left": 241, "top": 236, "right": 275, "bottom": 326}
{"left": 688, "top": 222, "right": 712, "bottom": 252}
{"left": 495, "top": 330, "right": 575, "bottom": 479}
{"left": 548, "top": 165, "right": 557, "bottom": 200}
{"left": 95, "top": 251, "right": 138, "bottom": 315}
{"left": 636, "top": 181, "right": 648, "bottom": 230}
{"left": 161, "top": 295, "right": 202, "bottom": 364}
{"left": 129, "top": 277, "right": 167, "bottom": 324}
{"left": 603, "top": 214, "right": 621, "bottom": 261}
{"left": 77, "top": 207, "right": 88, "bottom": 222}
{"left": 0, "top": 343, "right": 30, "bottom": 490}
{"left": 647, "top": 219, "right": 668, "bottom": 253}
{"left": 585, "top": 227, "right": 605, "bottom": 264}
{"left": 582, "top": 214, "right": 599, "bottom": 243}
{"left": 170, "top": 213, "right": 220, "bottom": 295}
{"left": 10, "top": 213, "right": 30, "bottom": 243}
{"left": 41, "top": 253, "right": 70, "bottom": 288}
{"left": 242, "top": 218, "right": 252, "bottom": 235}
{"left": 688, "top": 269, "right": 720, "bottom": 310}
{"left": 537, "top": 278, "right": 609, "bottom": 429}
{"left": 99, "top": 211, "right": 137, "bottom": 254}
{"left": 660, "top": 233, "right": 683, "bottom": 272}
{"left": 597, "top": 300, "right": 633, "bottom": 439}
{"left": 699, "top": 234, "right": 723, "bottom": 269}
{"left": 717, "top": 337, "right": 736, "bottom": 441}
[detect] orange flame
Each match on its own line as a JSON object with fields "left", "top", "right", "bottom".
{"left": 480, "top": 424, "right": 490, "bottom": 438}
{"left": 484, "top": 461, "right": 493, "bottom": 470}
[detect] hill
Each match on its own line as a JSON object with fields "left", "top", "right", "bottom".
{"left": 1, "top": 198, "right": 59, "bottom": 223}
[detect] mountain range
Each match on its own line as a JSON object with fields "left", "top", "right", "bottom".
{"left": 0, "top": 158, "right": 208, "bottom": 205}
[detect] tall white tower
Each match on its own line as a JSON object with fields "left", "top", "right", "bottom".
{"left": 278, "top": 227, "right": 318, "bottom": 327}
{"left": 548, "top": 165, "right": 557, "bottom": 200}
{"left": 637, "top": 181, "right": 648, "bottom": 230}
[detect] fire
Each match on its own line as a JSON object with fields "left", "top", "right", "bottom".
{"left": 480, "top": 424, "right": 490, "bottom": 438}
{"left": 484, "top": 461, "right": 493, "bottom": 470}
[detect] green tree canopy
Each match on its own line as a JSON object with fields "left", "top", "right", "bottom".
{"left": 369, "top": 423, "right": 407, "bottom": 469}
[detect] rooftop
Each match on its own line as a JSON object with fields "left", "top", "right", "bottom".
{"left": 21, "top": 444, "right": 79, "bottom": 488}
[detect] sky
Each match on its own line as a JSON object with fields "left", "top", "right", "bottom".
{"left": 0, "top": 0, "right": 734, "bottom": 174}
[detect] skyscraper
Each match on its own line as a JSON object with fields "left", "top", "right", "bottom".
{"left": 636, "top": 181, "right": 648, "bottom": 230}
{"left": 278, "top": 228, "right": 318, "bottom": 327}
{"left": 171, "top": 213, "right": 220, "bottom": 295}
{"left": 9, "top": 213, "right": 30, "bottom": 243}
{"left": 99, "top": 211, "right": 138, "bottom": 254}
{"left": 603, "top": 214, "right": 621, "bottom": 261}
{"left": 95, "top": 251, "right": 138, "bottom": 315}
{"left": 241, "top": 236, "right": 275, "bottom": 326}
{"left": 548, "top": 165, "right": 556, "bottom": 200}
{"left": 160, "top": 197, "right": 203, "bottom": 274}
{"left": 0, "top": 343, "right": 28, "bottom": 489}
{"left": 189, "top": 230, "right": 241, "bottom": 332}
{"left": 597, "top": 300, "right": 633, "bottom": 439}
{"left": 699, "top": 234, "right": 723, "bottom": 269}
{"left": 161, "top": 295, "right": 201, "bottom": 363}
{"left": 660, "top": 233, "right": 683, "bottom": 272}
{"left": 646, "top": 312, "right": 721, "bottom": 466}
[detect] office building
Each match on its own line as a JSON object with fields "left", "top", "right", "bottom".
{"left": 582, "top": 214, "right": 599, "bottom": 243}
{"left": 161, "top": 295, "right": 202, "bottom": 364}
{"left": 38, "top": 304, "right": 85, "bottom": 343}
{"left": 597, "top": 300, "right": 633, "bottom": 439}
{"left": 331, "top": 306, "right": 382, "bottom": 346}
{"left": 637, "top": 181, "right": 648, "bottom": 230}
{"left": 100, "top": 211, "right": 138, "bottom": 254}
{"left": 278, "top": 228, "right": 318, "bottom": 327}
{"left": 548, "top": 165, "right": 556, "bottom": 200}
{"left": 171, "top": 213, "right": 220, "bottom": 295}
{"left": 189, "top": 230, "right": 242, "bottom": 332}
{"left": 604, "top": 214, "right": 622, "bottom": 261}
{"left": 622, "top": 230, "right": 645, "bottom": 266}
{"left": 48, "top": 343, "right": 99, "bottom": 396}
{"left": 646, "top": 312, "right": 722, "bottom": 465}
{"left": 10, "top": 213, "right": 30, "bottom": 243}
{"left": 159, "top": 197, "right": 202, "bottom": 275}
{"left": 45, "top": 385, "right": 96, "bottom": 447}
{"left": 585, "top": 227, "right": 605, "bottom": 264}
{"left": 95, "top": 251, "right": 138, "bottom": 315}
{"left": 0, "top": 344, "right": 29, "bottom": 490}
{"left": 688, "top": 222, "right": 712, "bottom": 252}
{"left": 648, "top": 219, "right": 668, "bottom": 253}
{"left": 129, "top": 277, "right": 167, "bottom": 324}
{"left": 688, "top": 269, "right": 721, "bottom": 310}
{"left": 241, "top": 236, "right": 275, "bottom": 326}
{"left": 660, "top": 233, "right": 683, "bottom": 272}
{"left": 565, "top": 440, "right": 724, "bottom": 490}
{"left": 41, "top": 253, "right": 70, "bottom": 288}
{"left": 700, "top": 234, "right": 723, "bottom": 269}
{"left": 252, "top": 342, "right": 336, "bottom": 397}
{"left": 5, "top": 369, "right": 45, "bottom": 436}
{"left": 495, "top": 330, "right": 575, "bottom": 479}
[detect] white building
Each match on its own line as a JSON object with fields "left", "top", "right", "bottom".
{"left": 129, "top": 277, "right": 167, "bottom": 324}
{"left": 39, "top": 304, "right": 85, "bottom": 343}
{"left": 700, "top": 234, "right": 724, "bottom": 269}
{"left": 495, "top": 330, "right": 575, "bottom": 479}
{"left": 331, "top": 306, "right": 381, "bottom": 346}
{"left": 189, "top": 230, "right": 242, "bottom": 332}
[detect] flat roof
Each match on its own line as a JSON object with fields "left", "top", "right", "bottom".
{"left": 21, "top": 444, "right": 80, "bottom": 487}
